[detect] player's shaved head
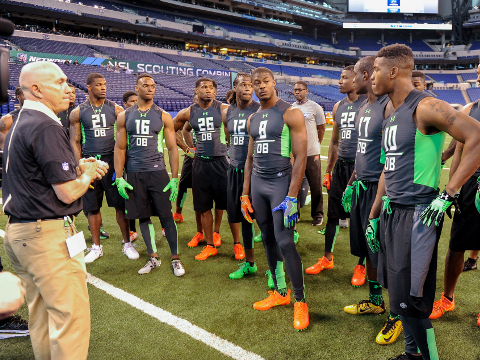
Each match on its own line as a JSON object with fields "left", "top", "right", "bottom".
{"left": 356, "top": 56, "right": 375, "bottom": 77}
{"left": 19, "top": 62, "right": 70, "bottom": 113}
{"left": 376, "top": 43, "right": 414, "bottom": 72}
{"left": 371, "top": 44, "right": 415, "bottom": 97}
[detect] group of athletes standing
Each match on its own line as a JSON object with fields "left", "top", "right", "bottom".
{"left": 3, "top": 42, "right": 480, "bottom": 359}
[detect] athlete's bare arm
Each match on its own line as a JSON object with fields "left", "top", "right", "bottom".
{"left": 442, "top": 138, "right": 457, "bottom": 163}
{"left": 368, "top": 169, "right": 386, "bottom": 219}
{"left": 176, "top": 130, "right": 189, "bottom": 153}
{"left": 325, "top": 101, "right": 340, "bottom": 174}
{"left": 0, "top": 114, "right": 13, "bottom": 151}
{"left": 367, "top": 100, "right": 394, "bottom": 218}
{"left": 347, "top": 170, "right": 356, "bottom": 186}
{"left": 163, "top": 112, "right": 179, "bottom": 179}
{"left": 221, "top": 107, "right": 231, "bottom": 146}
{"left": 69, "top": 106, "right": 82, "bottom": 160}
{"left": 449, "top": 103, "right": 474, "bottom": 180}
{"left": 173, "top": 107, "right": 191, "bottom": 132}
{"left": 183, "top": 122, "right": 194, "bottom": 148}
{"left": 284, "top": 107, "right": 307, "bottom": 197}
{"left": 416, "top": 98, "right": 480, "bottom": 196}
{"left": 114, "top": 110, "right": 128, "bottom": 177}
{"left": 242, "top": 114, "right": 255, "bottom": 196}
{"left": 114, "top": 104, "right": 125, "bottom": 118}
{"left": 317, "top": 124, "right": 326, "bottom": 144}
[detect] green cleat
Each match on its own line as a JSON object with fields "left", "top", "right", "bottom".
{"left": 265, "top": 270, "right": 275, "bottom": 289}
{"left": 229, "top": 262, "right": 257, "bottom": 279}
{"left": 294, "top": 230, "right": 299, "bottom": 245}
{"left": 254, "top": 233, "right": 262, "bottom": 243}
{"left": 318, "top": 228, "right": 325, "bottom": 235}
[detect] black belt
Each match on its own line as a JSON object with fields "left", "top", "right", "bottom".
{"left": 9, "top": 216, "right": 67, "bottom": 224}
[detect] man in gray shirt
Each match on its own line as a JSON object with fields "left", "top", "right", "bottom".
{"left": 291, "top": 81, "right": 326, "bottom": 226}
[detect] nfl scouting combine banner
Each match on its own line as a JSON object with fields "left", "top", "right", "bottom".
{"left": 10, "top": 50, "right": 232, "bottom": 77}
{"left": 100, "top": 59, "right": 232, "bottom": 77}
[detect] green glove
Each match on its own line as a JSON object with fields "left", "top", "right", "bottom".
{"left": 163, "top": 178, "right": 179, "bottom": 202}
{"left": 365, "top": 217, "right": 380, "bottom": 253}
{"left": 476, "top": 177, "right": 480, "bottom": 214}
{"left": 185, "top": 147, "right": 195, "bottom": 159}
{"left": 420, "top": 190, "right": 457, "bottom": 227}
{"left": 342, "top": 185, "right": 354, "bottom": 213}
{"left": 113, "top": 177, "right": 133, "bottom": 200}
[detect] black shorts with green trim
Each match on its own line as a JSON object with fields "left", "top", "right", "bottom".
{"left": 378, "top": 202, "right": 441, "bottom": 318}
{"left": 349, "top": 180, "right": 378, "bottom": 267}
{"left": 179, "top": 156, "right": 193, "bottom": 189}
{"left": 124, "top": 170, "right": 172, "bottom": 219}
{"left": 192, "top": 156, "right": 228, "bottom": 212}
{"left": 327, "top": 157, "right": 355, "bottom": 219}
{"left": 82, "top": 154, "right": 125, "bottom": 213}
{"left": 450, "top": 175, "right": 480, "bottom": 251}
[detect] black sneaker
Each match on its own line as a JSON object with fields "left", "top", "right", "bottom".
{"left": 99, "top": 228, "right": 110, "bottom": 240}
{"left": 311, "top": 217, "right": 324, "bottom": 226}
{"left": 87, "top": 225, "right": 110, "bottom": 239}
{"left": 463, "top": 257, "right": 477, "bottom": 271}
{"left": 0, "top": 315, "right": 29, "bottom": 333}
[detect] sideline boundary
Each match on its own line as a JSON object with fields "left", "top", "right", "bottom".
{"left": 87, "top": 274, "right": 266, "bottom": 360}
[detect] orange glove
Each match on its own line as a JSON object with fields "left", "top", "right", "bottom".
{"left": 240, "top": 195, "right": 254, "bottom": 223}
{"left": 323, "top": 173, "right": 331, "bottom": 190}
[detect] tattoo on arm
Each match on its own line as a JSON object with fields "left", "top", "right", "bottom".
{"left": 430, "top": 100, "right": 460, "bottom": 125}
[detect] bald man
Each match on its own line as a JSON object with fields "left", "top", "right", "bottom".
{"left": 3, "top": 62, "right": 107, "bottom": 359}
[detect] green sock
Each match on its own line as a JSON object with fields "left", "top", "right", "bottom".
{"left": 368, "top": 280, "right": 383, "bottom": 306}
{"left": 275, "top": 261, "right": 287, "bottom": 289}
{"left": 278, "top": 288, "right": 288, "bottom": 297}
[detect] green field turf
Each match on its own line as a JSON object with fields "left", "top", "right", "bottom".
{"left": 1, "top": 126, "right": 479, "bottom": 360}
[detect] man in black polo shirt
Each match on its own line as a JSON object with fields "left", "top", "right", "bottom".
{"left": 3, "top": 61, "right": 107, "bottom": 360}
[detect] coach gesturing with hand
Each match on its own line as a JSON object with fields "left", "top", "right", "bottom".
{"left": 3, "top": 61, "right": 107, "bottom": 360}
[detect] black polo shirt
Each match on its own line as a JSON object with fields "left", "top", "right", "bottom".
{"left": 2, "top": 101, "right": 82, "bottom": 220}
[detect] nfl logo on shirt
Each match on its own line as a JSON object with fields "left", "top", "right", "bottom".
{"left": 62, "top": 162, "right": 69, "bottom": 171}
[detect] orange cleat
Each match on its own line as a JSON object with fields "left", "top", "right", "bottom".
{"left": 253, "top": 290, "right": 291, "bottom": 311}
{"left": 305, "top": 256, "right": 334, "bottom": 275}
{"left": 188, "top": 232, "right": 205, "bottom": 248}
{"left": 294, "top": 302, "right": 309, "bottom": 331}
{"left": 477, "top": 311, "right": 480, "bottom": 327}
{"left": 195, "top": 245, "right": 217, "bottom": 260}
{"left": 213, "top": 232, "right": 221, "bottom": 247}
{"left": 429, "top": 293, "right": 455, "bottom": 320}
{"left": 173, "top": 212, "right": 184, "bottom": 223}
{"left": 351, "top": 264, "right": 367, "bottom": 287}
{"left": 233, "top": 243, "right": 245, "bottom": 260}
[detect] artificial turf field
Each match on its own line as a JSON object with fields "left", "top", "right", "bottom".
{"left": 1, "top": 125, "right": 479, "bottom": 360}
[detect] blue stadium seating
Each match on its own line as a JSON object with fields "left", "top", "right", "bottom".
{"left": 426, "top": 74, "right": 459, "bottom": 83}
{"left": 434, "top": 90, "right": 466, "bottom": 105}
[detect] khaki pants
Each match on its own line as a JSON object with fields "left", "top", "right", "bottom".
{"left": 4, "top": 219, "right": 90, "bottom": 360}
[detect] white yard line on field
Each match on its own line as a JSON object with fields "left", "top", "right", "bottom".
{"left": 86, "top": 274, "right": 265, "bottom": 360}
{"left": 0, "top": 231, "right": 264, "bottom": 359}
